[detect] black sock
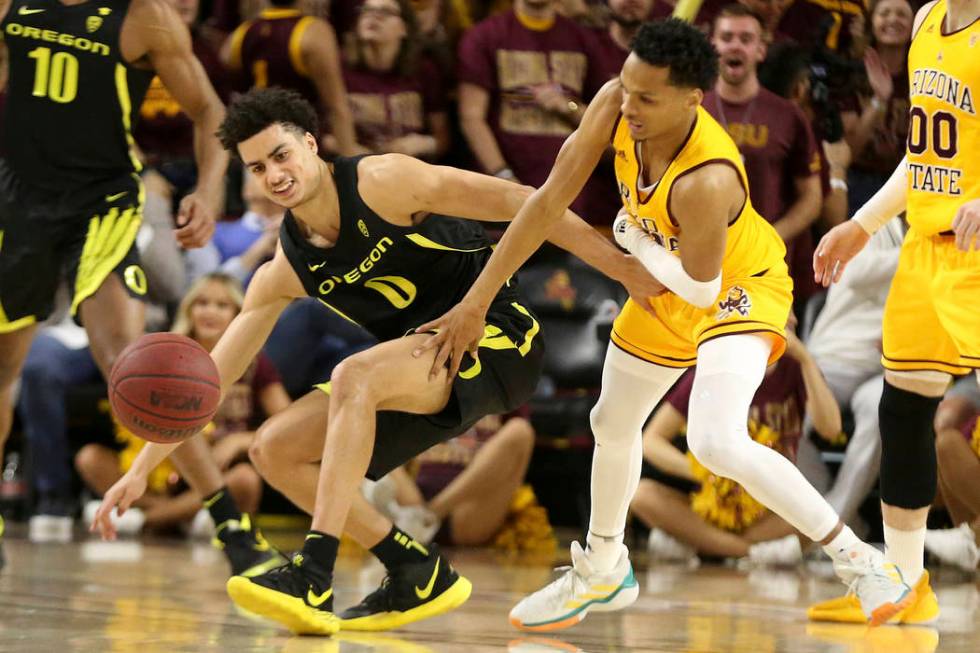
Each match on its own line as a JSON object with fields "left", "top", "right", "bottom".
{"left": 370, "top": 526, "right": 430, "bottom": 570}
{"left": 203, "top": 487, "right": 242, "bottom": 526}
{"left": 302, "top": 530, "right": 340, "bottom": 573}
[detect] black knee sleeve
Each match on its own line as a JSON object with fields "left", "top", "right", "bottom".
{"left": 878, "top": 380, "right": 942, "bottom": 509}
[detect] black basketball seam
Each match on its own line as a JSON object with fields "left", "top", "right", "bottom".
{"left": 115, "top": 372, "right": 221, "bottom": 390}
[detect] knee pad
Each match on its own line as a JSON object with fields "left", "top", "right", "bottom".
{"left": 878, "top": 380, "right": 942, "bottom": 509}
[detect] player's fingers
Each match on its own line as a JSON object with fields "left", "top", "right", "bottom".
{"left": 429, "top": 341, "right": 451, "bottom": 380}
{"left": 448, "top": 346, "right": 466, "bottom": 382}
{"left": 832, "top": 259, "right": 847, "bottom": 284}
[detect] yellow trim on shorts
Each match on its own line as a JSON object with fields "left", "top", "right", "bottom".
{"left": 316, "top": 298, "right": 362, "bottom": 326}
{"left": 71, "top": 177, "right": 145, "bottom": 315}
{"left": 315, "top": 381, "right": 332, "bottom": 396}
{"left": 115, "top": 64, "right": 143, "bottom": 174}
{"left": 881, "top": 355, "right": 975, "bottom": 376}
{"left": 0, "top": 229, "right": 37, "bottom": 332}
{"left": 289, "top": 16, "right": 315, "bottom": 77}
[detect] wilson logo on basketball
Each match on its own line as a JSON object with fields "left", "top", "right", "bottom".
{"left": 149, "top": 390, "right": 204, "bottom": 412}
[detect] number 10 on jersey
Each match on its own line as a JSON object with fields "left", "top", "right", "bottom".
{"left": 28, "top": 47, "right": 79, "bottom": 104}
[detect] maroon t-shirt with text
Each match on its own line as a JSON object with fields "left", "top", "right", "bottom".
{"left": 342, "top": 58, "right": 448, "bottom": 153}
{"left": 457, "top": 11, "right": 619, "bottom": 223}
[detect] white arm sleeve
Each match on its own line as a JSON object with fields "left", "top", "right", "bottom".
{"left": 852, "top": 157, "right": 908, "bottom": 235}
{"left": 614, "top": 211, "right": 721, "bottom": 308}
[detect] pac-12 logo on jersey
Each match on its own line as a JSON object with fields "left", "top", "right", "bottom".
{"left": 716, "top": 286, "right": 751, "bottom": 319}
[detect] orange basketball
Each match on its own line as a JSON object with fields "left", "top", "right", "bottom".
{"left": 109, "top": 333, "right": 221, "bottom": 444}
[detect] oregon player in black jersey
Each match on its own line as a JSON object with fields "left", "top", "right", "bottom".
{"left": 0, "top": 0, "right": 284, "bottom": 578}
{"left": 91, "top": 88, "right": 663, "bottom": 635}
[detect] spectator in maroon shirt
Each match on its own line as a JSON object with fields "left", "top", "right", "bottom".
{"left": 593, "top": 0, "right": 656, "bottom": 81}
{"left": 457, "top": 0, "right": 620, "bottom": 224}
{"left": 704, "top": 4, "right": 823, "bottom": 313}
{"left": 631, "top": 327, "right": 841, "bottom": 563}
{"left": 342, "top": 0, "right": 452, "bottom": 159}
{"left": 840, "top": 0, "right": 913, "bottom": 211}
{"left": 774, "top": 0, "right": 869, "bottom": 58}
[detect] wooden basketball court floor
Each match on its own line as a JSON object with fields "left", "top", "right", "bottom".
{"left": 1, "top": 528, "right": 977, "bottom": 653}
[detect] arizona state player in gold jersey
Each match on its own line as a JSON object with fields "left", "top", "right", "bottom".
{"left": 0, "top": 0, "right": 284, "bottom": 577}
{"left": 419, "top": 19, "right": 912, "bottom": 631}
{"left": 812, "top": 0, "right": 980, "bottom": 626}
{"left": 91, "top": 87, "right": 661, "bottom": 635}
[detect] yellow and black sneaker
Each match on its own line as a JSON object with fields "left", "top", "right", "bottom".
{"left": 340, "top": 545, "right": 472, "bottom": 631}
{"left": 213, "top": 514, "right": 288, "bottom": 577}
{"left": 227, "top": 552, "right": 340, "bottom": 635}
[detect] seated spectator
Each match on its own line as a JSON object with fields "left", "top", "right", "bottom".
{"left": 75, "top": 273, "right": 290, "bottom": 534}
{"left": 840, "top": 0, "right": 912, "bottom": 211}
{"left": 926, "top": 380, "right": 980, "bottom": 572}
{"left": 630, "top": 326, "right": 841, "bottom": 565}
{"left": 799, "top": 217, "right": 904, "bottom": 534}
{"left": 185, "top": 171, "right": 285, "bottom": 288}
{"left": 341, "top": 0, "right": 452, "bottom": 159}
{"left": 365, "top": 412, "right": 553, "bottom": 550}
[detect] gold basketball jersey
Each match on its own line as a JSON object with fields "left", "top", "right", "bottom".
{"left": 611, "top": 105, "right": 786, "bottom": 280}
{"left": 906, "top": 0, "right": 980, "bottom": 235}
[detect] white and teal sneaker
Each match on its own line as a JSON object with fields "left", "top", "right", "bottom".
{"left": 509, "top": 541, "right": 638, "bottom": 632}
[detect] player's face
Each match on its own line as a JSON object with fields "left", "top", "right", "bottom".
{"left": 872, "top": 0, "right": 913, "bottom": 46}
{"left": 239, "top": 124, "right": 321, "bottom": 209}
{"left": 189, "top": 280, "right": 240, "bottom": 344}
{"left": 358, "top": 0, "right": 407, "bottom": 44}
{"left": 713, "top": 16, "right": 766, "bottom": 86}
{"left": 608, "top": 0, "right": 654, "bottom": 24}
{"left": 620, "top": 54, "right": 702, "bottom": 142}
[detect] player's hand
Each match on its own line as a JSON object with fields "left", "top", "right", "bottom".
{"left": 90, "top": 471, "right": 148, "bottom": 541}
{"left": 175, "top": 190, "right": 218, "bottom": 249}
{"left": 619, "top": 255, "right": 666, "bottom": 316}
{"left": 863, "top": 48, "right": 893, "bottom": 105}
{"left": 952, "top": 199, "right": 980, "bottom": 251}
{"left": 412, "top": 301, "right": 487, "bottom": 381}
{"left": 813, "top": 220, "right": 871, "bottom": 287}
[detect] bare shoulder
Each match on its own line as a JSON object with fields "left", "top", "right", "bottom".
{"left": 358, "top": 153, "right": 430, "bottom": 189}
{"left": 123, "top": 0, "right": 188, "bottom": 54}
{"left": 670, "top": 162, "right": 742, "bottom": 220}
{"left": 126, "top": 0, "right": 179, "bottom": 26}
{"left": 0, "top": 0, "right": 11, "bottom": 24}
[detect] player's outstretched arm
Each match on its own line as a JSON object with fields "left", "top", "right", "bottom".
{"left": 405, "top": 82, "right": 634, "bottom": 376}
{"left": 130, "top": 0, "right": 229, "bottom": 247}
{"left": 92, "top": 248, "right": 303, "bottom": 539}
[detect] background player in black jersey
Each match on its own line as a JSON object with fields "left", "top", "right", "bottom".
{"left": 90, "top": 87, "right": 664, "bottom": 635}
{"left": 0, "top": 0, "right": 283, "bottom": 576}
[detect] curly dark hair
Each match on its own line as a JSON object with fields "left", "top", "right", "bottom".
{"left": 631, "top": 18, "right": 719, "bottom": 91}
{"left": 216, "top": 88, "right": 320, "bottom": 154}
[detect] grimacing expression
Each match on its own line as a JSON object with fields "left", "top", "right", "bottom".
{"left": 872, "top": 0, "right": 913, "bottom": 47}
{"left": 620, "top": 53, "right": 702, "bottom": 143}
{"left": 239, "top": 124, "right": 321, "bottom": 209}
{"left": 713, "top": 15, "right": 766, "bottom": 86}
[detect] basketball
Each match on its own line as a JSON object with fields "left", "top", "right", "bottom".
{"left": 109, "top": 333, "right": 221, "bottom": 444}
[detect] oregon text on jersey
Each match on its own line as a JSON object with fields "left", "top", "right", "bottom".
{"left": 4, "top": 23, "right": 110, "bottom": 55}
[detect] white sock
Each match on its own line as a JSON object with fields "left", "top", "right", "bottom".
{"left": 586, "top": 530, "right": 624, "bottom": 572}
{"left": 821, "top": 524, "right": 861, "bottom": 560}
{"left": 885, "top": 523, "right": 925, "bottom": 584}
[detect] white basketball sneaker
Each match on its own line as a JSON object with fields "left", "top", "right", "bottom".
{"left": 509, "top": 541, "right": 638, "bottom": 632}
{"left": 831, "top": 542, "right": 915, "bottom": 626}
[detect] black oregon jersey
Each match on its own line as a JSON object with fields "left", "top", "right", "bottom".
{"left": 1, "top": 0, "right": 154, "bottom": 191}
{"left": 280, "top": 156, "right": 523, "bottom": 343}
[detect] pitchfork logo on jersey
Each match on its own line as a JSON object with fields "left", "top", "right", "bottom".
{"left": 716, "top": 286, "right": 751, "bottom": 319}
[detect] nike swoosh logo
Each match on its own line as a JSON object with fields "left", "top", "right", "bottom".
{"left": 306, "top": 586, "right": 333, "bottom": 607}
{"left": 105, "top": 191, "right": 129, "bottom": 202}
{"left": 415, "top": 558, "right": 439, "bottom": 600}
{"left": 308, "top": 261, "right": 326, "bottom": 271}
{"left": 18, "top": 7, "right": 44, "bottom": 14}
